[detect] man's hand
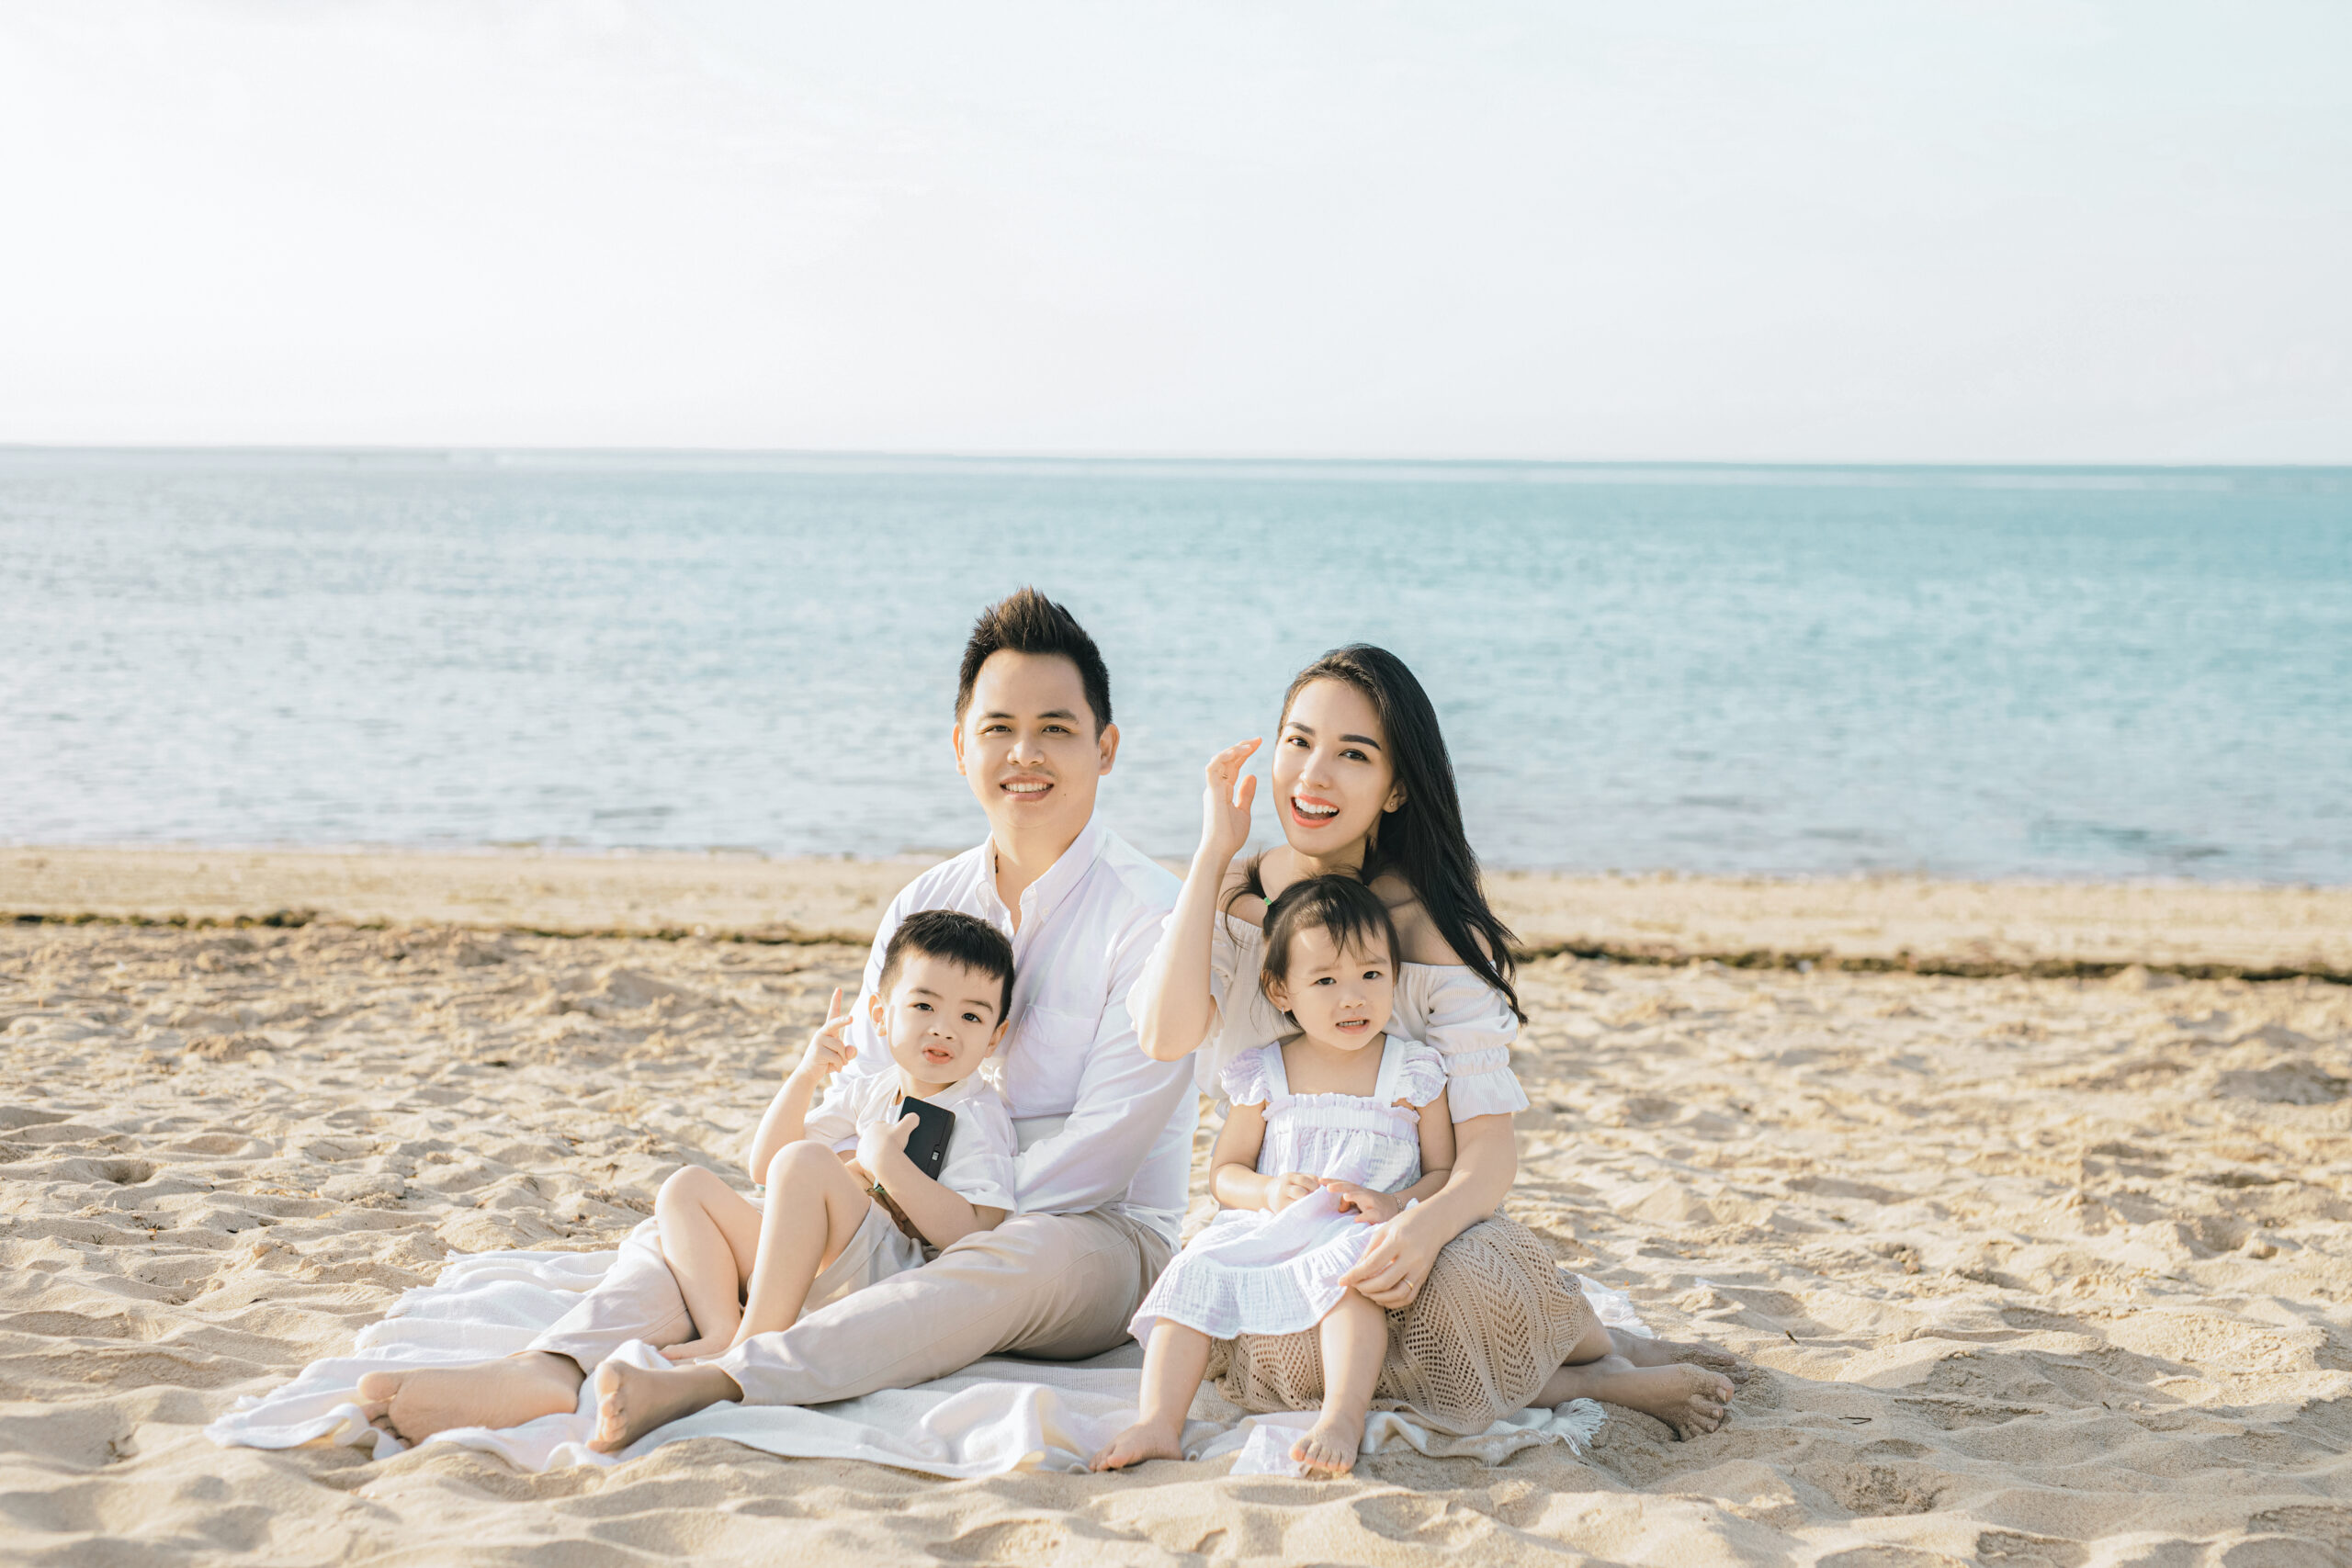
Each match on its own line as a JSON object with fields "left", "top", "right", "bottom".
{"left": 856, "top": 1111, "right": 919, "bottom": 1187}
{"left": 1321, "top": 1179, "right": 1402, "bottom": 1225}
{"left": 1266, "top": 1171, "right": 1320, "bottom": 1213}
{"left": 789, "top": 988, "right": 854, "bottom": 1087}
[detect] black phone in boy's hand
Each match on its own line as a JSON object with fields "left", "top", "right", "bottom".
{"left": 899, "top": 1095, "right": 956, "bottom": 1181}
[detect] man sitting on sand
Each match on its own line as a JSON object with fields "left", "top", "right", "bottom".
{"left": 359, "top": 588, "right": 1194, "bottom": 1449}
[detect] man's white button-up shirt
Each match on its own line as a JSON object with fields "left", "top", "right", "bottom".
{"left": 811, "top": 818, "right": 1195, "bottom": 1245}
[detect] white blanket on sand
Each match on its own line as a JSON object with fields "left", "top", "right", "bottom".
{"left": 207, "top": 1249, "right": 1635, "bottom": 1479}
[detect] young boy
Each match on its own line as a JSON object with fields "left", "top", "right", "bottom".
{"left": 647, "top": 909, "right": 1020, "bottom": 1363}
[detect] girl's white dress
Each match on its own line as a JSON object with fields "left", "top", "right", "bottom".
{"left": 1128, "top": 1033, "right": 1448, "bottom": 1342}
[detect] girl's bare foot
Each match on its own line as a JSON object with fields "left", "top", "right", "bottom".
{"left": 1612, "top": 1328, "right": 1751, "bottom": 1382}
{"left": 589, "top": 1359, "right": 740, "bottom": 1454}
{"left": 1290, "top": 1409, "right": 1363, "bottom": 1476}
{"left": 356, "top": 1353, "right": 583, "bottom": 1443}
{"left": 1091, "top": 1418, "right": 1186, "bottom": 1471}
{"left": 660, "top": 1337, "right": 732, "bottom": 1363}
{"left": 1554, "top": 1359, "right": 1733, "bottom": 1438}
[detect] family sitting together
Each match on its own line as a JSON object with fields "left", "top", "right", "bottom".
{"left": 357, "top": 589, "right": 1738, "bottom": 1476}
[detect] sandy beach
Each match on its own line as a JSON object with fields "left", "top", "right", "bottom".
{"left": 5, "top": 848, "right": 2351, "bottom": 1565}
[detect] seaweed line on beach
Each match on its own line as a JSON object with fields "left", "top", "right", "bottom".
{"left": 14, "top": 908, "right": 2350, "bottom": 987}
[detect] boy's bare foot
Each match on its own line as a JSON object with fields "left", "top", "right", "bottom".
{"left": 1290, "top": 1410, "right": 1363, "bottom": 1477}
{"left": 660, "top": 1337, "right": 732, "bottom": 1363}
{"left": 589, "top": 1359, "right": 740, "bottom": 1454}
{"left": 1612, "top": 1328, "right": 1751, "bottom": 1382}
{"left": 356, "top": 1353, "right": 583, "bottom": 1443}
{"left": 1091, "top": 1417, "right": 1186, "bottom": 1471}
{"left": 1550, "top": 1359, "right": 1733, "bottom": 1438}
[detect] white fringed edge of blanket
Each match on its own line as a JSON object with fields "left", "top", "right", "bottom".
{"left": 205, "top": 1249, "right": 1634, "bottom": 1480}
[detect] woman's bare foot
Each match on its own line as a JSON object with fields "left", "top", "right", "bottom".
{"left": 1091, "top": 1417, "right": 1186, "bottom": 1471}
{"left": 1611, "top": 1328, "right": 1751, "bottom": 1383}
{"left": 589, "top": 1359, "right": 741, "bottom": 1454}
{"left": 1290, "top": 1409, "right": 1363, "bottom": 1477}
{"left": 660, "top": 1337, "right": 732, "bottom": 1363}
{"left": 356, "top": 1353, "right": 583, "bottom": 1443}
{"left": 1547, "top": 1358, "right": 1733, "bottom": 1438}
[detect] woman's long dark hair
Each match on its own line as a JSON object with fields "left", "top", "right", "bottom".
{"left": 1234, "top": 644, "right": 1523, "bottom": 1021}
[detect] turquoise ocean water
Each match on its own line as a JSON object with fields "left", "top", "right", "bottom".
{"left": 2, "top": 449, "right": 2346, "bottom": 882}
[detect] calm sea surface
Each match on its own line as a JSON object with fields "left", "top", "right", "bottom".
{"left": 3, "top": 449, "right": 2347, "bottom": 882}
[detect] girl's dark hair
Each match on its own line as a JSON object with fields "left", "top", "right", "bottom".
{"left": 1259, "top": 874, "right": 1402, "bottom": 1006}
{"left": 1235, "top": 644, "right": 1522, "bottom": 1021}
{"left": 879, "top": 908, "right": 1017, "bottom": 1020}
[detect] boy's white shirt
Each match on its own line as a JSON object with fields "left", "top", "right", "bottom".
{"left": 803, "top": 1069, "right": 1019, "bottom": 1214}
{"left": 807, "top": 818, "right": 1195, "bottom": 1245}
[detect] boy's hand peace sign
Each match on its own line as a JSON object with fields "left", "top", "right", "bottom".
{"left": 790, "top": 987, "right": 855, "bottom": 1085}
{"left": 1200, "top": 738, "right": 1261, "bottom": 864}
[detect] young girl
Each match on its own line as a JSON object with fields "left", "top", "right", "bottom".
{"left": 1095, "top": 874, "right": 1453, "bottom": 1477}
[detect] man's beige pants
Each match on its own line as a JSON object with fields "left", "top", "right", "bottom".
{"left": 526, "top": 1208, "right": 1172, "bottom": 1405}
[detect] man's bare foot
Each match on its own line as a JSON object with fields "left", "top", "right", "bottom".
{"left": 1545, "top": 1358, "right": 1733, "bottom": 1438}
{"left": 1091, "top": 1417, "right": 1185, "bottom": 1471}
{"left": 356, "top": 1352, "right": 583, "bottom": 1443}
{"left": 660, "top": 1337, "right": 732, "bottom": 1363}
{"left": 1611, "top": 1327, "right": 1751, "bottom": 1382}
{"left": 589, "top": 1359, "right": 740, "bottom": 1454}
{"left": 1290, "top": 1409, "right": 1363, "bottom": 1477}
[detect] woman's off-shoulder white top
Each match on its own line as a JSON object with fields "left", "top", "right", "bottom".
{"left": 1129, "top": 908, "right": 1530, "bottom": 1122}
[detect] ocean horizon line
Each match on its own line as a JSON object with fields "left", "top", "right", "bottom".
{"left": 3, "top": 443, "right": 2348, "bottom": 491}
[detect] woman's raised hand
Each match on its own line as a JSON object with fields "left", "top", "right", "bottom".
{"left": 1199, "top": 738, "right": 1261, "bottom": 864}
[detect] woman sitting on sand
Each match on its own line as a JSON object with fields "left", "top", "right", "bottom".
{"left": 1130, "top": 644, "right": 1740, "bottom": 1439}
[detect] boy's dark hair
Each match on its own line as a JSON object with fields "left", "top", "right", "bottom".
{"left": 878, "top": 908, "right": 1016, "bottom": 1021}
{"left": 955, "top": 587, "right": 1114, "bottom": 734}
{"left": 1259, "top": 874, "right": 1401, "bottom": 1007}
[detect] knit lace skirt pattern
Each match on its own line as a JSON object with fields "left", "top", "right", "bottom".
{"left": 1209, "top": 1213, "right": 1598, "bottom": 1434}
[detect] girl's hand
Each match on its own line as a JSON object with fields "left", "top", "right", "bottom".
{"left": 790, "top": 988, "right": 854, "bottom": 1084}
{"left": 1321, "top": 1179, "right": 1401, "bottom": 1225}
{"left": 1199, "top": 739, "right": 1261, "bottom": 864}
{"left": 1337, "top": 1201, "right": 1447, "bottom": 1309}
{"left": 1266, "top": 1170, "right": 1320, "bottom": 1212}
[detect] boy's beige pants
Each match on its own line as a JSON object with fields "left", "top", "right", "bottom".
{"left": 526, "top": 1208, "right": 1172, "bottom": 1404}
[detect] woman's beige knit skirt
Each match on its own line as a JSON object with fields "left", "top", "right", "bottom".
{"left": 1207, "top": 1213, "right": 1597, "bottom": 1434}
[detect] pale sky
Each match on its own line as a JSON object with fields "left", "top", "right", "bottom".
{"left": 2, "top": 2, "right": 2346, "bottom": 461}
